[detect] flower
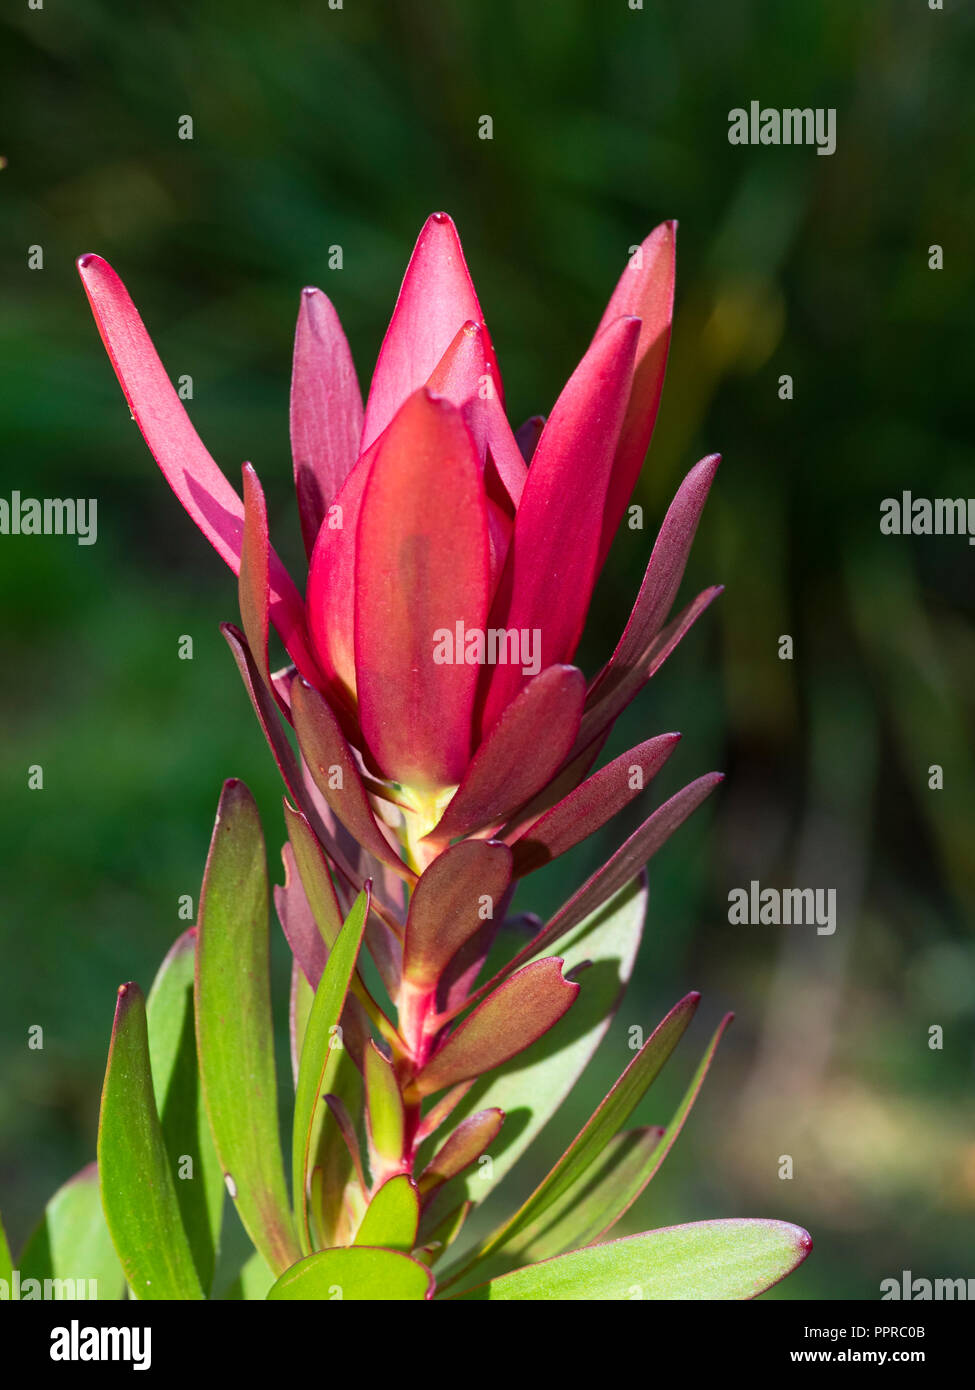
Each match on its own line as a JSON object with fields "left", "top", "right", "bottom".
{"left": 77, "top": 212, "right": 720, "bottom": 874}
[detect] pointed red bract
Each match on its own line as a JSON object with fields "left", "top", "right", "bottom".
{"left": 595, "top": 221, "right": 677, "bottom": 568}
{"left": 274, "top": 842, "right": 330, "bottom": 988}
{"left": 76, "top": 253, "right": 320, "bottom": 685}
{"left": 290, "top": 287, "right": 364, "bottom": 558}
{"left": 589, "top": 453, "right": 720, "bottom": 706}
{"left": 291, "top": 679, "right": 416, "bottom": 883}
{"left": 418, "top": 1109, "right": 505, "bottom": 1195}
{"left": 508, "top": 732, "right": 682, "bottom": 876}
{"left": 479, "top": 316, "right": 640, "bottom": 734}
{"left": 427, "top": 322, "right": 526, "bottom": 511}
{"left": 411, "top": 958, "right": 579, "bottom": 1098}
{"left": 306, "top": 436, "right": 380, "bottom": 704}
{"left": 427, "top": 665, "right": 586, "bottom": 843}
{"left": 576, "top": 585, "right": 723, "bottom": 755}
{"left": 361, "top": 213, "right": 499, "bottom": 451}
{"left": 403, "top": 839, "right": 512, "bottom": 988}
{"left": 514, "top": 772, "right": 725, "bottom": 968}
{"left": 354, "top": 390, "right": 490, "bottom": 793}
{"left": 239, "top": 463, "right": 272, "bottom": 690}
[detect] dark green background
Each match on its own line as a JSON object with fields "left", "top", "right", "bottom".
{"left": 2, "top": 0, "right": 973, "bottom": 1298}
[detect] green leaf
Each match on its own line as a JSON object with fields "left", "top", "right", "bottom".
{"left": 448, "top": 988, "right": 699, "bottom": 1280}
{"left": 498, "top": 1127, "right": 664, "bottom": 1267}
{"left": 98, "top": 984, "right": 204, "bottom": 1300}
{"left": 364, "top": 1038, "right": 406, "bottom": 1175}
{"left": 452, "top": 1219, "right": 813, "bottom": 1300}
{"left": 502, "top": 1012, "right": 735, "bottom": 1268}
{"left": 221, "top": 1249, "right": 275, "bottom": 1301}
{"left": 146, "top": 928, "right": 224, "bottom": 1294}
{"left": 613, "top": 1009, "right": 734, "bottom": 1217}
{"left": 18, "top": 1163, "right": 124, "bottom": 1301}
{"left": 292, "top": 888, "right": 369, "bottom": 1250}
{"left": 314, "top": 1055, "right": 366, "bottom": 1246}
{"left": 267, "top": 1246, "right": 434, "bottom": 1300}
{"left": 446, "top": 877, "right": 647, "bottom": 1207}
{"left": 353, "top": 1175, "right": 420, "bottom": 1252}
{"left": 196, "top": 779, "right": 300, "bottom": 1275}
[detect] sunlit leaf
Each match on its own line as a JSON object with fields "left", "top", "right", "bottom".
{"left": 452, "top": 1219, "right": 813, "bottom": 1300}
{"left": 18, "top": 1163, "right": 124, "bottom": 1301}
{"left": 364, "top": 1039, "right": 406, "bottom": 1178}
{"left": 146, "top": 927, "right": 223, "bottom": 1294}
{"left": 220, "top": 1249, "right": 275, "bottom": 1301}
{"left": 353, "top": 1175, "right": 420, "bottom": 1252}
{"left": 266, "top": 1246, "right": 434, "bottom": 1301}
{"left": 195, "top": 779, "right": 300, "bottom": 1275}
{"left": 98, "top": 984, "right": 204, "bottom": 1300}
{"left": 449, "top": 989, "right": 699, "bottom": 1279}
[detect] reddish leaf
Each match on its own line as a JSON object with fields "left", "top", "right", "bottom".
{"left": 290, "top": 287, "right": 364, "bottom": 558}
{"left": 305, "top": 436, "right": 379, "bottom": 703}
{"left": 355, "top": 390, "right": 490, "bottom": 793}
{"left": 426, "top": 665, "right": 586, "bottom": 843}
{"left": 291, "top": 678, "right": 415, "bottom": 883}
{"left": 403, "top": 840, "right": 512, "bottom": 988}
{"left": 410, "top": 959, "right": 579, "bottom": 1099}
{"left": 589, "top": 453, "right": 720, "bottom": 705}
{"left": 514, "top": 414, "right": 545, "bottom": 463}
{"left": 76, "top": 254, "right": 320, "bottom": 683}
{"left": 418, "top": 1109, "right": 504, "bottom": 1195}
{"left": 361, "top": 212, "right": 498, "bottom": 451}
{"left": 594, "top": 221, "right": 677, "bottom": 568}
{"left": 274, "top": 842, "right": 330, "bottom": 988}
{"left": 479, "top": 316, "right": 640, "bottom": 734}
{"left": 465, "top": 774, "right": 723, "bottom": 1010}
{"left": 575, "top": 586, "right": 723, "bottom": 755}
{"left": 238, "top": 463, "right": 272, "bottom": 693}
{"left": 509, "top": 733, "right": 682, "bottom": 876}
{"left": 427, "top": 322, "right": 526, "bottom": 508}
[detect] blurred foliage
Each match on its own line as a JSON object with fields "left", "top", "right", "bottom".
{"left": 2, "top": 0, "right": 974, "bottom": 1298}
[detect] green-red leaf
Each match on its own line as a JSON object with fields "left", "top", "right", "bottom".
{"left": 418, "top": 1109, "right": 504, "bottom": 1196}
{"left": 292, "top": 888, "right": 369, "bottom": 1250}
{"left": 411, "top": 958, "right": 579, "bottom": 1099}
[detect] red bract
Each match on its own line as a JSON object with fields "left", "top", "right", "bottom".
{"left": 78, "top": 212, "right": 723, "bottom": 1122}
{"left": 78, "top": 213, "right": 716, "bottom": 829}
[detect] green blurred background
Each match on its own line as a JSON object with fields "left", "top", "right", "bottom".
{"left": 2, "top": 0, "right": 973, "bottom": 1298}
